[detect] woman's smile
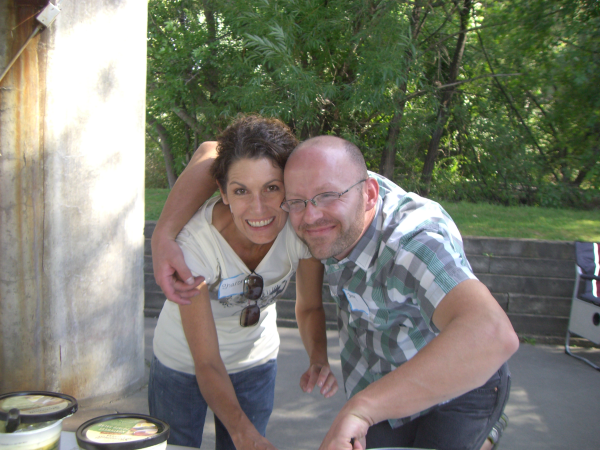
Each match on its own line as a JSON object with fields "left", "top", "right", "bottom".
{"left": 247, "top": 217, "right": 275, "bottom": 228}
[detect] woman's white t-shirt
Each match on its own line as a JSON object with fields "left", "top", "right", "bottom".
{"left": 153, "top": 197, "right": 312, "bottom": 374}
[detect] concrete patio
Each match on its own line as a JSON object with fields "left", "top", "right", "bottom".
{"left": 62, "top": 317, "right": 600, "bottom": 450}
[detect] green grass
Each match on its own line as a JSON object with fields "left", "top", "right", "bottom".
{"left": 145, "top": 188, "right": 171, "bottom": 221}
{"left": 439, "top": 201, "right": 600, "bottom": 242}
{"left": 145, "top": 189, "right": 600, "bottom": 242}
{"left": 145, "top": 188, "right": 220, "bottom": 221}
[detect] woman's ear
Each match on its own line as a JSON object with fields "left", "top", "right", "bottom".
{"left": 217, "top": 181, "right": 228, "bottom": 205}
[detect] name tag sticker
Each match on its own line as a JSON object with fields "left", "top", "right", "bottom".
{"left": 343, "top": 289, "right": 369, "bottom": 314}
{"left": 218, "top": 273, "right": 246, "bottom": 299}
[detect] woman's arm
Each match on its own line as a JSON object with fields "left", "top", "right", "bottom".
{"left": 294, "top": 257, "right": 339, "bottom": 398}
{"left": 152, "top": 141, "right": 218, "bottom": 304}
{"left": 180, "top": 284, "right": 278, "bottom": 450}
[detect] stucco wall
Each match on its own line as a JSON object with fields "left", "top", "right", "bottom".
{"left": 1, "top": 1, "right": 148, "bottom": 404}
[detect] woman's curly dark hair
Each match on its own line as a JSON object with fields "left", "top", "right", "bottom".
{"left": 210, "top": 115, "right": 298, "bottom": 191}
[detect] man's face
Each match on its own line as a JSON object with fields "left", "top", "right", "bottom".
{"left": 283, "top": 148, "right": 366, "bottom": 260}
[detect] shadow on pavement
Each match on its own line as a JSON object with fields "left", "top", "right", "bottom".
{"left": 64, "top": 318, "right": 600, "bottom": 450}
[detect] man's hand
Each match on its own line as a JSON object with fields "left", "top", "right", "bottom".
{"left": 151, "top": 233, "right": 203, "bottom": 305}
{"left": 300, "top": 363, "right": 339, "bottom": 398}
{"left": 149, "top": 141, "right": 219, "bottom": 305}
{"left": 318, "top": 405, "right": 370, "bottom": 450}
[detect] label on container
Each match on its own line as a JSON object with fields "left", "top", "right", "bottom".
{"left": 85, "top": 418, "right": 158, "bottom": 443}
{"left": 0, "top": 395, "right": 68, "bottom": 416}
{"left": 0, "top": 420, "right": 56, "bottom": 434}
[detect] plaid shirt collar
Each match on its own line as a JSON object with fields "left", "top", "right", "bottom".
{"left": 325, "top": 195, "right": 383, "bottom": 271}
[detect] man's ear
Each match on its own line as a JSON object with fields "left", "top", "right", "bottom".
{"left": 364, "top": 177, "right": 379, "bottom": 212}
{"left": 217, "top": 181, "right": 228, "bottom": 205}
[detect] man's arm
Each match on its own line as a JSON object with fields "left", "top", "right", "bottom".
{"left": 151, "top": 141, "right": 218, "bottom": 304}
{"left": 295, "top": 257, "right": 339, "bottom": 398}
{"left": 319, "top": 279, "right": 519, "bottom": 450}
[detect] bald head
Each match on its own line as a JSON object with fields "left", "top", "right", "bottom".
{"left": 290, "top": 136, "right": 368, "bottom": 180}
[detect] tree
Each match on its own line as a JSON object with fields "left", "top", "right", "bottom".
{"left": 457, "top": 0, "right": 600, "bottom": 205}
{"left": 145, "top": 0, "right": 599, "bottom": 207}
{"left": 421, "top": 0, "right": 472, "bottom": 193}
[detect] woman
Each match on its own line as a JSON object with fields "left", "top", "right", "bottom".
{"left": 148, "top": 116, "right": 338, "bottom": 450}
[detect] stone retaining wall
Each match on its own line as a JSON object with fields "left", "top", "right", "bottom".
{"left": 463, "top": 237, "right": 575, "bottom": 343}
{"left": 144, "top": 222, "right": 582, "bottom": 344}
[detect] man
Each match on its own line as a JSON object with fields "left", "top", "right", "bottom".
{"left": 280, "top": 136, "right": 518, "bottom": 450}
{"left": 152, "top": 135, "right": 518, "bottom": 450}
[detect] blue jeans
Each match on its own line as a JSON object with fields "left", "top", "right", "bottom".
{"left": 148, "top": 356, "right": 277, "bottom": 449}
{"left": 366, "top": 362, "right": 511, "bottom": 450}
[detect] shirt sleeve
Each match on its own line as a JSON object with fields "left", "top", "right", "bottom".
{"left": 391, "top": 211, "right": 477, "bottom": 331}
{"left": 175, "top": 208, "right": 218, "bottom": 285}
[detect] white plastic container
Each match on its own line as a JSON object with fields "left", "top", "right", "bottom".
{"left": 76, "top": 414, "right": 170, "bottom": 450}
{"left": 0, "top": 391, "right": 78, "bottom": 450}
{"left": 0, "top": 418, "right": 62, "bottom": 450}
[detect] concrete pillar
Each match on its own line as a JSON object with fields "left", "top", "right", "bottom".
{"left": 0, "top": 0, "right": 148, "bottom": 405}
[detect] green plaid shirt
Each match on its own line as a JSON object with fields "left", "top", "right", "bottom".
{"left": 324, "top": 172, "right": 476, "bottom": 427}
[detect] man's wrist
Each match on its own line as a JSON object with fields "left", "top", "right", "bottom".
{"left": 152, "top": 219, "right": 180, "bottom": 242}
{"left": 346, "top": 390, "right": 377, "bottom": 427}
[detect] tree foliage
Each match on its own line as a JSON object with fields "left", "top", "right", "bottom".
{"left": 146, "top": 0, "right": 599, "bottom": 207}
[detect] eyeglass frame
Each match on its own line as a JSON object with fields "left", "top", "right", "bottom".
{"left": 280, "top": 179, "right": 368, "bottom": 213}
{"left": 239, "top": 272, "right": 263, "bottom": 327}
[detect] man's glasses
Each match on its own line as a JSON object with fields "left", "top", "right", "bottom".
{"left": 240, "top": 272, "right": 263, "bottom": 327}
{"left": 280, "top": 179, "right": 367, "bottom": 213}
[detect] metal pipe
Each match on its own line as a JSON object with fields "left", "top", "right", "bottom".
{"left": 0, "top": 23, "right": 44, "bottom": 84}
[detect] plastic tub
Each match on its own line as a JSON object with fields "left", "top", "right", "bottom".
{"left": 0, "top": 391, "right": 78, "bottom": 450}
{"left": 76, "top": 414, "right": 170, "bottom": 450}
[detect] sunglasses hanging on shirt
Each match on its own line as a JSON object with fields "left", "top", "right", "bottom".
{"left": 240, "top": 272, "right": 263, "bottom": 327}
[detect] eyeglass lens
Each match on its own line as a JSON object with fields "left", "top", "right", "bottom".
{"left": 244, "top": 274, "right": 263, "bottom": 300}
{"left": 240, "top": 303, "right": 261, "bottom": 327}
{"left": 241, "top": 273, "right": 264, "bottom": 327}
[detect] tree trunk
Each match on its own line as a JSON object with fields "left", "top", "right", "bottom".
{"left": 379, "top": 102, "right": 406, "bottom": 178}
{"left": 172, "top": 107, "right": 205, "bottom": 135}
{"left": 572, "top": 145, "right": 600, "bottom": 186}
{"left": 149, "top": 117, "right": 177, "bottom": 188}
{"left": 379, "top": 2, "right": 424, "bottom": 179}
{"left": 421, "top": 108, "right": 449, "bottom": 190}
{"left": 421, "top": 0, "right": 472, "bottom": 194}
{"left": 201, "top": 0, "right": 219, "bottom": 96}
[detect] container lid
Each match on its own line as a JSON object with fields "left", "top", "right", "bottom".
{"left": 76, "top": 414, "right": 170, "bottom": 450}
{"left": 0, "top": 391, "right": 78, "bottom": 432}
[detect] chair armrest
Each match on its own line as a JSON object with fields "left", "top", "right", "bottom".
{"left": 580, "top": 273, "right": 600, "bottom": 281}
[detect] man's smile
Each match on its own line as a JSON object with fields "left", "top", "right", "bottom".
{"left": 301, "top": 221, "right": 337, "bottom": 237}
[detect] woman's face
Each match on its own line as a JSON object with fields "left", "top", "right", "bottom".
{"left": 219, "top": 157, "right": 288, "bottom": 245}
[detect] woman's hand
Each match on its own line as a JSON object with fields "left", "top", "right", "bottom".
{"left": 300, "top": 362, "right": 339, "bottom": 398}
{"left": 233, "top": 429, "right": 280, "bottom": 450}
